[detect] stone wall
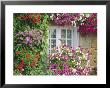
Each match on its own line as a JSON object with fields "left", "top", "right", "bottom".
{"left": 79, "top": 33, "right": 97, "bottom": 68}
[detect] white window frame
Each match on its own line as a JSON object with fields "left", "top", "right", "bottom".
{"left": 48, "top": 26, "right": 79, "bottom": 53}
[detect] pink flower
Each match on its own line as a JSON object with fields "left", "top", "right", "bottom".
{"left": 25, "top": 36, "right": 32, "bottom": 45}
{"left": 29, "top": 31, "right": 32, "bottom": 36}
{"left": 64, "top": 55, "right": 69, "bottom": 60}
{"left": 50, "top": 64, "right": 57, "bottom": 70}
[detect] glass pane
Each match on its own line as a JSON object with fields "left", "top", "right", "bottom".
{"left": 51, "top": 39, "right": 56, "bottom": 48}
{"left": 67, "top": 40, "right": 71, "bottom": 46}
{"left": 67, "top": 30, "right": 72, "bottom": 39}
{"left": 49, "top": 50, "right": 50, "bottom": 53}
{"left": 51, "top": 29, "right": 56, "bottom": 38}
{"left": 49, "top": 30, "right": 50, "bottom": 34}
{"left": 48, "top": 39, "right": 50, "bottom": 47}
{"left": 61, "top": 29, "right": 66, "bottom": 38}
{"left": 61, "top": 39, "right": 66, "bottom": 45}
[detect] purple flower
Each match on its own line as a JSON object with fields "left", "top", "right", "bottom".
{"left": 57, "top": 70, "right": 63, "bottom": 75}
{"left": 63, "top": 64, "right": 69, "bottom": 69}
{"left": 63, "top": 68, "right": 73, "bottom": 75}
{"left": 29, "top": 31, "right": 33, "bottom": 36}
{"left": 53, "top": 70, "right": 58, "bottom": 75}
{"left": 22, "top": 32, "right": 27, "bottom": 36}
{"left": 72, "top": 49, "right": 75, "bottom": 53}
{"left": 25, "top": 36, "right": 32, "bottom": 45}
{"left": 50, "top": 64, "right": 57, "bottom": 69}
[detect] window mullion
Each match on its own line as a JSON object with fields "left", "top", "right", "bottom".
{"left": 73, "top": 27, "right": 79, "bottom": 48}
{"left": 56, "top": 28, "right": 61, "bottom": 47}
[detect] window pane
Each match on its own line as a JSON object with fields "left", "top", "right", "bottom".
{"left": 67, "top": 40, "right": 71, "bottom": 46}
{"left": 51, "top": 29, "right": 56, "bottom": 38}
{"left": 49, "top": 50, "right": 51, "bottom": 54}
{"left": 61, "top": 29, "right": 66, "bottom": 38}
{"left": 67, "top": 30, "right": 72, "bottom": 39}
{"left": 51, "top": 39, "right": 56, "bottom": 48}
{"left": 61, "top": 39, "right": 66, "bottom": 45}
{"left": 49, "top": 39, "right": 50, "bottom": 47}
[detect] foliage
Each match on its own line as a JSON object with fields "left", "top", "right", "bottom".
{"left": 14, "top": 13, "right": 49, "bottom": 75}
{"left": 48, "top": 45, "right": 92, "bottom": 75}
{"left": 50, "top": 13, "right": 78, "bottom": 26}
{"left": 77, "top": 13, "right": 97, "bottom": 34}
{"left": 50, "top": 13, "right": 97, "bottom": 33}
{"left": 14, "top": 13, "right": 97, "bottom": 75}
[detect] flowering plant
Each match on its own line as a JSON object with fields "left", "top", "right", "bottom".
{"left": 50, "top": 13, "right": 97, "bottom": 33}
{"left": 50, "top": 13, "right": 80, "bottom": 26}
{"left": 48, "top": 45, "right": 92, "bottom": 75}
{"left": 13, "top": 13, "right": 97, "bottom": 75}
{"left": 16, "top": 28, "right": 43, "bottom": 47}
{"left": 14, "top": 13, "right": 49, "bottom": 75}
{"left": 77, "top": 13, "right": 97, "bottom": 34}
{"left": 18, "top": 13, "right": 41, "bottom": 24}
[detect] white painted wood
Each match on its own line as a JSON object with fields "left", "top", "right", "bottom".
{"left": 73, "top": 27, "right": 79, "bottom": 49}
{"left": 56, "top": 28, "right": 61, "bottom": 47}
{"left": 48, "top": 26, "right": 79, "bottom": 53}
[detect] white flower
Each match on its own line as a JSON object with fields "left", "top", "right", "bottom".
{"left": 52, "top": 53, "right": 54, "bottom": 56}
{"left": 50, "top": 14, "right": 54, "bottom": 20}
{"left": 68, "top": 53, "right": 72, "bottom": 56}
{"left": 80, "top": 13, "right": 84, "bottom": 16}
{"left": 22, "top": 69, "right": 24, "bottom": 71}
{"left": 57, "top": 13, "right": 60, "bottom": 16}
{"left": 71, "top": 21, "right": 74, "bottom": 26}
{"left": 72, "top": 68, "right": 77, "bottom": 73}
{"left": 80, "top": 16, "right": 82, "bottom": 20}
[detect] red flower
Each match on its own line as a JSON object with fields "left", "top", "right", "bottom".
{"left": 16, "top": 51, "right": 20, "bottom": 55}
{"left": 16, "top": 59, "right": 24, "bottom": 71}
{"left": 32, "top": 17, "right": 37, "bottom": 24}
{"left": 26, "top": 53, "right": 31, "bottom": 59}
{"left": 37, "top": 15, "right": 40, "bottom": 23}
{"left": 30, "top": 60, "right": 36, "bottom": 67}
{"left": 18, "top": 14, "right": 32, "bottom": 20}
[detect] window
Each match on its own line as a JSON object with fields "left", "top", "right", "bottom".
{"left": 61, "top": 29, "right": 72, "bottom": 46}
{"left": 48, "top": 26, "right": 79, "bottom": 54}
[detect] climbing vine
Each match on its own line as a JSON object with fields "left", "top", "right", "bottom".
{"left": 14, "top": 13, "right": 49, "bottom": 75}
